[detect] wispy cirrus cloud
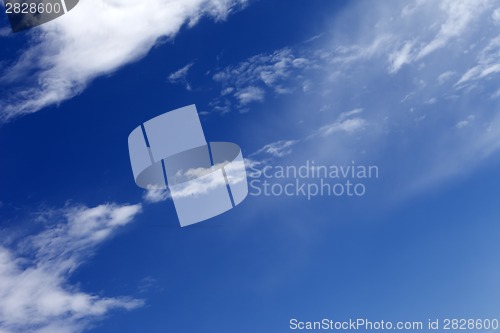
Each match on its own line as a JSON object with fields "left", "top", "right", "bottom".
{"left": 314, "top": 117, "right": 368, "bottom": 138}
{"left": 416, "top": 0, "right": 491, "bottom": 59}
{"left": 0, "top": 0, "right": 249, "bottom": 122}
{"left": 168, "top": 62, "right": 195, "bottom": 91}
{"left": 437, "top": 71, "right": 456, "bottom": 85}
{"left": 0, "top": 203, "right": 143, "bottom": 333}
{"left": 248, "top": 108, "right": 368, "bottom": 166}
{"left": 213, "top": 0, "right": 500, "bottom": 198}
{"left": 386, "top": 0, "right": 493, "bottom": 73}
{"left": 388, "top": 41, "right": 415, "bottom": 74}
{"left": 210, "top": 47, "right": 312, "bottom": 112}
{"left": 455, "top": 36, "right": 500, "bottom": 87}
{"left": 251, "top": 140, "right": 298, "bottom": 158}
{"left": 208, "top": 0, "right": 496, "bottom": 115}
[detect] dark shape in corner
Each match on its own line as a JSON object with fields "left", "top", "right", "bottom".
{"left": 4, "top": 0, "right": 79, "bottom": 33}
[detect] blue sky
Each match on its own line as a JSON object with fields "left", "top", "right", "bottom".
{"left": 1, "top": 0, "right": 500, "bottom": 332}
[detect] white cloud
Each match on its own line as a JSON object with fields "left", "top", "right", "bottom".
{"left": 425, "top": 97, "right": 437, "bottom": 105}
{"left": 416, "top": 0, "right": 490, "bottom": 59}
{"left": 211, "top": 47, "right": 312, "bottom": 111}
{"left": 456, "top": 36, "right": 500, "bottom": 86}
{"left": 221, "top": 87, "right": 234, "bottom": 95}
{"left": 212, "top": 48, "right": 301, "bottom": 88}
{"left": 143, "top": 185, "right": 170, "bottom": 203}
{"left": 198, "top": 0, "right": 500, "bottom": 200}
{"left": 338, "top": 108, "right": 363, "bottom": 121}
{"left": 388, "top": 41, "right": 414, "bottom": 73}
{"left": 493, "top": 8, "right": 500, "bottom": 23}
{"left": 235, "top": 86, "right": 265, "bottom": 105}
{"left": 251, "top": 140, "right": 298, "bottom": 158}
{"left": 274, "top": 86, "right": 292, "bottom": 94}
{"left": 383, "top": 0, "right": 492, "bottom": 74}
{"left": 456, "top": 115, "right": 475, "bottom": 128}
{"left": 332, "top": 35, "right": 392, "bottom": 65}
{"left": 217, "top": 0, "right": 500, "bottom": 200}
{"left": 168, "top": 63, "right": 194, "bottom": 90}
{"left": 169, "top": 172, "right": 226, "bottom": 198}
{"left": 247, "top": 108, "right": 367, "bottom": 164}
{"left": 316, "top": 118, "right": 368, "bottom": 137}
{"left": 302, "top": 80, "right": 313, "bottom": 93}
{"left": 209, "top": 0, "right": 493, "bottom": 113}
{"left": 0, "top": 203, "right": 143, "bottom": 333}
{"left": 492, "top": 88, "right": 500, "bottom": 99}
{"left": 140, "top": 161, "right": 248, "bottom": 200}
{"left": 299, "top": 0, "right": 500, "bottom": 194}
{"left": 437, "top": 71, "right": 456, "bottom": 84}
{"left": 310, "top": 107, "right": 368, "bottom": 138}
{"left": 0, "top": 0, "right": 248, "bottom": 122}
{"left": 400, "top": 92, "right": 415, "bottom": 103}
{"left": 401, "top": 0, "right": 427, "bottom": 16}
{"left": 168, "top": 162, "right": 247, "bottom": 199}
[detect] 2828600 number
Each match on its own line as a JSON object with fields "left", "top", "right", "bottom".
{"left": 5, "top": 2, "right": 62, "bottom": 14}
{"left": 443, "top": 319, "right": 499, "bottom": 330}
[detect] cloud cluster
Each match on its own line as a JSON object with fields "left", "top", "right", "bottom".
{"left": 218, "top": 0, "right": 500, "bottom": 196}
{"left": 0, "top": 0, "right": 248, "bottom": 121}
{"left": 0, "top": 203, "right": 143, "bottom": 333}
{"left": 208, "top": 0, "right": 496, "bottom": 114}
{"left": 210, "top": 48, "right": 311, "bottom": 112}
{"left": 456, "top": 36, "right": 500, "bottom": 86}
